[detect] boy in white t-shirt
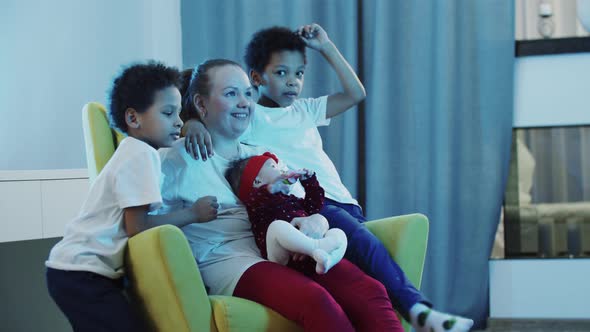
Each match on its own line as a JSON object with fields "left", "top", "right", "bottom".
{"left": 183, "top": 25, "right": 474, "bottom": 332}
{"left": 45, "top": 62, "right": 218, "bottom": 332}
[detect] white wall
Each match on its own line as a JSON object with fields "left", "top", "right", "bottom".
{"left": 514, "top": 52, "right": 590, "bottom": 127}
{"left": 490, "top": 259, "right": 590, "bottom": 319}
{"left": 0, "top": 0, "right": 182, "bottom": 171}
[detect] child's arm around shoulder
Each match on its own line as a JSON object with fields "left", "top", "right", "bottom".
{"left": 298, "top": 23, "right": 366, "bottom": 119}
{"left": 181, "top": 120, "right": 213, "bottom": 161}
{"left": 124, "top": 196, "right": 218, "bottom": 237}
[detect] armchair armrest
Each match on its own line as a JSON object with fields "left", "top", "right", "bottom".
{"left": 209, "top": 295, "right": 301, "bottom": 332}
{"left": 126, "top": 225, "right": 214, "bottom": 332}
{"left": 365, "top": 213, "right": 429, "bottom": 289}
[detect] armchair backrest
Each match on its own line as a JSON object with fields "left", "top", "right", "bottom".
{"left": 82, "top": 102, "right": 126, "bottom": 183}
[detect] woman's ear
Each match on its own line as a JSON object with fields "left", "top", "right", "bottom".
{"left": 249, "top": 69, "right": 264, "bottom": 87}
{"left": 193, "top": 94, "right": 207, "bottom": 120}
{"left": 125, "top": 108, "right": 140, "bottom": 129}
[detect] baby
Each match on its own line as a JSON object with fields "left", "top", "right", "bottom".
{"left": 226, "top": 152, "right": 346, "bottom": 274}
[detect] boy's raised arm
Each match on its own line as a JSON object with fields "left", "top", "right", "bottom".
{"left": 298, "top": 23, "right": 366, "bottom": 119}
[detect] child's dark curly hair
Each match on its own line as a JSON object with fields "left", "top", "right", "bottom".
{"left": 244, "top": 26, "right": 307, "bottom": 74}
{"left": 109, "top": 61, "right": 181, "bottom": 132}
{"left": 225, "top": 157, "right": 252, "bottom": 196}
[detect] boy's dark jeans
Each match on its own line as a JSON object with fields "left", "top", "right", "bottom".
{"left": 46, "top": 267, "right": 146, "bottom": 332}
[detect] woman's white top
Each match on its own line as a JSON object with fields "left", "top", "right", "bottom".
{"left": 158, "top": 139, "right": 266, "bottom": 295}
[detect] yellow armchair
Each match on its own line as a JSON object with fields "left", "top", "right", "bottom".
{"left": 82, "top": 102, "right": 429, "bottom": 332}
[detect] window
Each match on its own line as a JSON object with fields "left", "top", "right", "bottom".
{"left": 502, "top": 126, "right": 590, "bottom": 258}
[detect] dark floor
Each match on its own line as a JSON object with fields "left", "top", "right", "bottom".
{"left": 474, "top": 319, "right": 590, "bottom": 332}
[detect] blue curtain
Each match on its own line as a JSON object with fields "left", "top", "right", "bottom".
{"left": 361, "top": 1, "right": 514, "bottom": 328}
{"left": 181, "top": 0, "right": 514, "bottom": 328}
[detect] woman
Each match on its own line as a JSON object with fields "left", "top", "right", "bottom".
{"left": 157, "top": 59, "right": 402, "bottom": 332}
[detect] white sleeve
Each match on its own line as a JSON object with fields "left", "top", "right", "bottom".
{"left": 114, "top": 147, "right": 162, "bottom": 212}
{"left": 296, "top": 96, "right": 330, "bottom": 127}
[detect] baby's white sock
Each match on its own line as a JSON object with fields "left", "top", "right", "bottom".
{"left": 313, "top": 234, "right": 341, "bottom": 253}
{"left": 409, "top": 303, "right": 474, "bottom": 332}
{"left": 312, "top": 249, "right": 331, "bottom": 274}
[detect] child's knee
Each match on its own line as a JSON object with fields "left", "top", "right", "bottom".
{"left": 326, "top": 228, "right": 347, "bottom": 249}
{"left": 308, "top": 213, "right": 328, "bottom": 225}
{"left": 267, "top": 219, "right": 291, "bottom": 234}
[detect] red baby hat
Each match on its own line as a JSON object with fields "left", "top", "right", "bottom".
{"left": 238, "top": 152, "right": 279, "bottom": 201}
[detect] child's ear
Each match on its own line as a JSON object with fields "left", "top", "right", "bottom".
{"left": 250, "top": 70, "right": 264, "bottom": 87}
{"left": 125, "top": 108, "right": 140, "bottom": 129}
{"left": 193, "top": 94, "right": 207, "bottom": 120}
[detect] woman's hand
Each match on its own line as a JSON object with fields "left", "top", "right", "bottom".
{"left": 192, "top": 196, "right": 218, "bottom": 222}
{"left": 291, "top": 252, "right": 307, "bottom": 262}
{"left": 183, "top": 119, "right": 213, "bottom": 161}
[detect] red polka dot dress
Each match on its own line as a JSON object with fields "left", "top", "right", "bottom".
{"left": 243, "top": 174, "right": 324, "bottom": 262}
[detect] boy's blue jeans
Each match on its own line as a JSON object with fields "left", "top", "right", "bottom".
{"left": 320, "top": 198, "right": 430, "bottom": 321}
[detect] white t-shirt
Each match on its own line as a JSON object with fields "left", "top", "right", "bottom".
{"left": 46, "top": 137, "right": 163, "bottom": 279}
{"left": 240, "top": 96, "right": 358, "bottom": 205}
{"left": 157, "top": 139, "right": 266, "bottom": 296}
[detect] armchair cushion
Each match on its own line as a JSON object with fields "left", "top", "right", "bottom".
{"left": 365, "top": 213, "right": 428, "bottom": 289}
{"left": 126, "top": 225, "right": 212, "bottom": 332}
{"left": 82, "top": 102, "right": 126, "bottom": 183}
{"left": 209, "top": 295, "right": 300, "bottom": 332}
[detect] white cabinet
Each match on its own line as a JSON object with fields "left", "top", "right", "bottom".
{"left": 0, "top": 181, "right": 43, "bottom": 242}
{"left": 0, "top": 169, "right": 89, "bottom": 243}
{"left": 41, "top": 179, "right": 89, "bottom": 238}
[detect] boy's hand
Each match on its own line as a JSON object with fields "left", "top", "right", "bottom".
{"left": 296, "top": 23, "right": 331, "bottom": 52}
{"left": 183, "top": 120, "right": 213, "bottom": 161}
{"left": 192, "top": 196, "right": 218, "bottom": 222}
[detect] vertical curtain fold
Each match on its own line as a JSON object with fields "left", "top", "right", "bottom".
{"left": 361, "top": 1, "right": 514, "bottom": 328}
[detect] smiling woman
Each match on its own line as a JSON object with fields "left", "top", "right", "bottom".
{"left": 190, "top": 61, "right": 255, "bottom": 154}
